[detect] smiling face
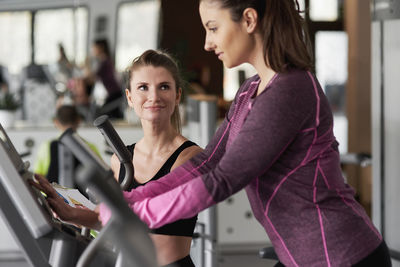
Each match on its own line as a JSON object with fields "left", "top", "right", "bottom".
{"left": 199, "top": 0, "right": 254, "bottom": 68}
{"left": 126, "top": 66, "right": 181, "bottom": 125}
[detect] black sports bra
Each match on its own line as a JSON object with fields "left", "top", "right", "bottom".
{"left": 119, "top": 140, "right": 198, "bottom": 237}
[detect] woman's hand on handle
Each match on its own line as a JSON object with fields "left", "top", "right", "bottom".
{"left": 29, "top": 174, "right": 76, "bottom": 222}
{"left": 29, "top": 174, "right": 101, "bottom": 229}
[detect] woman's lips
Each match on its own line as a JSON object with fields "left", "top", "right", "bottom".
{"left": 145, "top": 106, "right": 164, "bottom": 110}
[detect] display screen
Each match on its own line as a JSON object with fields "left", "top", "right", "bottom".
{"left": 0, "top": 123, "right": 53, "bottom": 238}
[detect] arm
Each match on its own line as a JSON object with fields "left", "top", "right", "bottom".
{"left": 110, "top": 153, "right": 121, "bottom": 181}
{"left": 96, "top": 153, "right": 124, "bottom": 226}
{"left": 30, "top": 174, "right": 101, "bottom": 230}
{"left": 131, "top": 76, "right": 316, "bottom": 228}
{"left": 33, "top": 142, "right": 51, "bottom": 176}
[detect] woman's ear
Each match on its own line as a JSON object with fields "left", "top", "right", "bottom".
{"left": 242, "top": 8, "right": 258, "bottom": 34}
{"left": 125, "top": 88, "right": 133, "bottom": 107}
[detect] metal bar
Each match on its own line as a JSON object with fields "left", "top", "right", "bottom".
{"left": 379, "top": 20, "right": 386, "bottom": 238}
{"left": 0, "top": 179, "right": 51, "bottom": 267}
{"left": 390, "top": 249, "right": 400, "bottom": 261}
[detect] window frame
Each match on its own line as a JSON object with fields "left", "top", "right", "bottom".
{"left": 114, "top": 0, "right": 161, "bottom": 72}
{"left": 304, "top": 0, "right": 345, "bottom": 66}
{"left": 0, "top": 5, "right": 90, "bottom": 70}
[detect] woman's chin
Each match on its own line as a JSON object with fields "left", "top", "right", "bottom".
{"left": 223, "top": 60, "right": 240, "bottom": 69}
{"left": 142, "top": 116, "right": 170, "bottom": 125}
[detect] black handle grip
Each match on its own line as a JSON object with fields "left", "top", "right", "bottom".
{"left": 93, "top": 115, "right": 134, "bottom": 190}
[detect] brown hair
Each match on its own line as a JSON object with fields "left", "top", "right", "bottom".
{"left": 55, "top": 105, "right": 80, "bottom": 127}
{"left": 94, "top": 38, "right": 111, "bottom": 58}
{"left": 201, "top": 0, "right": 313, "bottom": 73}
{"left": 126, "top": 50, "right": 182, "bottom": 133}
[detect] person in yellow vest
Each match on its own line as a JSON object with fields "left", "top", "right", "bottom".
{"left": 34, "top": 104, "right": 101, "bottom": 188}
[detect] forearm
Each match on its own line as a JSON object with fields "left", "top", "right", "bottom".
{"left": 32, "top": 174, "right": 102, "bottom": 230}
{"left": 69, "top": 208, "right": 102, "bottom": 230}
{"left": 132, "top": 177, "right": 215, "bottom": 229}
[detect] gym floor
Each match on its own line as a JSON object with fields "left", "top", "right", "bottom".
{"left": 0, "top": 257, "right": 276, "bottom": 267}
{"left": 0, "top": 245, "right": 278, "bottom": 267}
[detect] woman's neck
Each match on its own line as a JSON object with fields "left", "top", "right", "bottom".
{"left": 139, "top": 120, "right": 180, "bottom": 155}
{"left": 249, "top": 35, "right": 276, "bottom": 96}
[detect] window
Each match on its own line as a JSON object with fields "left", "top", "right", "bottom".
{"left": 35, "top": 7, "right": 88, "bottom": 66}
{"left": 315, "top": 31, "right": 348, "bottom": 114}
{"left": 315, "top": 31, "right": 348, "bottom": 152}
{"left": 0, "top": 11, "right": 31, "bottom": 74}
{"left": 298, "top": 0, "right": 306, "bottom": 17}
{"left": 115, "top": 0, "right": 161, "bottom": 72}
{"left": 310, "top": 0, "right": 339, "bottom": 21}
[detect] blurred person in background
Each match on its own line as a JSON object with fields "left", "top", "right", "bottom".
{"left": 34, "top": 104, "right": 100, "bottom": 194}
{"left": 85, "top": 39, "right": 124, "bottom": 119}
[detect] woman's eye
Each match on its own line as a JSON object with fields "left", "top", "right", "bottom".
{"left": 209, "top": 27, "right": 217, "bottom": 33}
{"left": 160, "top": 84, "right": 170, "bottom": 90}
{"left": 138, "top": 85, "right": 147, "bottom": 91}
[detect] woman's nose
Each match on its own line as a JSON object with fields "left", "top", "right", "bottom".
{"left": 148, "top": 88, "right": 160, "bottom": 101}
{"left": 204, "top": 34, "right": 215, "bottom": 51}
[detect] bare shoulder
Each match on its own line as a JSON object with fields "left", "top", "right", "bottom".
{"left": 110, "top": 153, "right": 121, "bottom": 181}
{"left": 171, "top": 143, "right": 203, "bottom": 170}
